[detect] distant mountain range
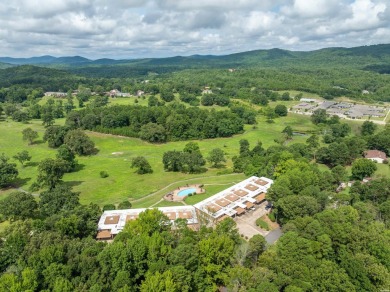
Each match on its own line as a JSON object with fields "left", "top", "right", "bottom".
{"left": 1, "top": 44, "right": 390, "bottom": 77}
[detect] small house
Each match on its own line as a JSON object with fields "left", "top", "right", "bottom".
{"left": 364, "top": 150, "right": 387, "bottom": 163}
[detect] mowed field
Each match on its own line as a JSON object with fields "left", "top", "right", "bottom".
{"left": 0, "top": 112, "right": 314, "bottom": 207}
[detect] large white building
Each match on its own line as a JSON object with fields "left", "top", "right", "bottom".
{"left": 97, "top": 205, "right": 199, "bottom": 240}
{"left": 194, "top": 176, "right": 273, "bottom": 222}
{"left": 96, "top": 176, "right": 273, "bottom": 240}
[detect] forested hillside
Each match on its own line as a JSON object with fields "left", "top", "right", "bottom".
{"left": 1, "top": 44, "right": 390, "bottom": 101}
{"left": 3, "top": 44, "right": 390, "bottom": 71}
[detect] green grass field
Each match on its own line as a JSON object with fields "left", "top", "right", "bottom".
{"left": 0, "top": 111, "right": 314, "bottom": 207}
{"left": 375, "top": 163, "right": 390, "bottom": 178}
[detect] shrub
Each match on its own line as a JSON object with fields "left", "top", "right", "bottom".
{"left": 256, "top": 218, "right": 269, "bottom": 230}
{"left": 100, "top": 171, "right": 109, "bottom": 178}
{"left": 268, "top": 212, "right": 276, "bottom": 222}
{"left": 103, "top": 204, "right": 116, "bottom": 211}
{"left": 118, "top": 201, "right": 132, "bottom": 209}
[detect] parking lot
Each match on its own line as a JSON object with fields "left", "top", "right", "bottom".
{"left": 234, "top": 201, "right": 270, "bottom": 238}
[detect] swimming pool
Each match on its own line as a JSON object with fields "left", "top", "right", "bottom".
{"left": 177, "top": 188, "right": 197, "bottom": 197}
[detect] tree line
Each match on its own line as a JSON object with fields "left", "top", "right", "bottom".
{"left": 65, "top": 104, "right": 245, "bottom": 142}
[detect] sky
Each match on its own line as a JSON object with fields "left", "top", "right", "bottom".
{"left": 0, "top": 0, "right": 389, "bottom": 59}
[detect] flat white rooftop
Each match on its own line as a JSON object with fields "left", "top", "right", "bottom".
{"left": 98, "top": 205, "right": 198, "bottom": 235}
{"left": 97, "top": 176, "right": 273, "bottom": 239}
{"left": 194, "top": 176, "right": 273, "bottom": 219}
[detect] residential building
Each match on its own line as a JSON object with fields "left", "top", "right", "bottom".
{"left": 97, "top": 206, "right": 199, "bottom": 240}
{"left": 44, "top": 92, "right": 67, "bottom": 98}
{"left": 194, "top": 176, "right": 273, "bottom": 223}
{"left": 364, "top": 150, "right": 387, "bottom": 163}
{"left": 96, "top": 176, "right": 273, "bottom": 240}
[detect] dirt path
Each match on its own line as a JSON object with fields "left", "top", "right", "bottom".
{"left": 149, "top": 198, "right": 164, "bottom": 208}
{"left": 16, "top": 187, "right": 39, "bottom": 197}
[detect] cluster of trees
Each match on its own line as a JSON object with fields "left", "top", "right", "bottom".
{"left": 315, "top": 136, "right": 366, "bottom": 166}
{"left": 0, "top": 189, "right": 388, "bottom": 291}
{"left": 315, "top": 122, "right": 390, "bottom": 168}
{"left": 2, "top": 98, "right": 66, "bottom": 125}
{"left": 0, "top": 200, "right": 266, "bottom": 291}
{"left": 262, "top": 204, "right": 390, "bottom": 291}
{"left": 163, "top": 142, "right": 206, "bottom": 173}
{"left": 66, "top": 104, "right": 245, "bottom": 142}
{"left": 200, "top": 94, "right": 230, "bottom": 106}
{"left": 43, "top": 126, "right": 96, "bottom": 156}
{"left": 366, "top": 126, "right": 390, "bottom": 156}
{"left": 12, "top": 127, "right": 97, "bottom": 190}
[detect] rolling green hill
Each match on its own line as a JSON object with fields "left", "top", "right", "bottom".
{"left": 1, "top": 44, "right": 390, "bottom": 78}
{"left": 1, "top": 44, "right": 390, "bottom": 101}
{"left": 0, "top": 62, "right": 14, "bottom": 69}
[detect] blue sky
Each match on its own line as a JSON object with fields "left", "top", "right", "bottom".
{"left": 0, "top": 0, "right": 389, "bottom": 59}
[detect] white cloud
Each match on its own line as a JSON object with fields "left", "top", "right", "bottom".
{"left": 0, "top": 0, "right": 389, "bottom": 58}
{"left": 288, "top": 0, "right": 345, "bottom": 18}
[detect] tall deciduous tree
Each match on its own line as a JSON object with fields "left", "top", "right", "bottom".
{"left": 311, "top": 109, "right": 328, "bottom": 124}
{"left": 274, "top": 104, "right": 288, "bottom": 116}
{"left": 37, "top": 158, "right": 68, "bottom": 189}
{"left": 163, "top": 151, "right": 183, "bottom": 172}
{"left": 64, "top": 129, "right": 95, "bottom": 155}
{"left": 0, "top": 154, "right": 18, "bottom": 188}
{"left": 22, "top": 127, "right": 38, "bottom": 145}
{"left": 331, "top": 165, "right": 348, "bottom": 184}
{"left": 56, "top": 144, "right": 77, "bottom": 172}
{"left": 361, "top": 120, "right": 377, "bottom": 136}
{"left": 282, "top": 126, "right": 293, "bottom": 140}
{"left": 131, "top": 156, "right": 153, "bottom": 174}
{"left": 43, "top": 125, "right": 69, "bottom": 148}
{"left": 13, "top": 150, "right": 31, "bottom": 167}
{"left": 139, "top": 123, "right": 167, "bottom": 143}
{"left": 207, "top": 148, "right": 226, "bottom": 167}
{"left": 351, "top": 159, "right": 377, "bottom": 180}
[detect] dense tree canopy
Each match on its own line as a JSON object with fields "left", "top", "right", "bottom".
{"left": 351, "top": 158, "right": 377, "bottom": 180}
{"left": 64, "top": 129, "right": 96, "bottom": 155}
{"left": 0, "top": 191, "right": 37, "bottom": 221}
{"left": 131, "top": 156, "right": 153, "bottom": 174}
{"left": 0, "top": 154, "right": 18, "bottom": 188}
{"left": 65, "top": 105, "right": 245, "bottom": 142}
{"left": 36, "top": 158, "right": 68, "bottom": 190}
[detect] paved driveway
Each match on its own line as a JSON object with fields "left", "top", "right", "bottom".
{"left": 234, "top": 203, "right": 269, "bottom": 238}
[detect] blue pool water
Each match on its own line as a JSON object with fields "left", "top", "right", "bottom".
{"left": 177, "top": 188, "right": 197, "bottom": 197}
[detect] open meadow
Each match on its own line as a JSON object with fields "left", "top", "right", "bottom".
{"left": 3, "top": 93, "right": 387, "bottom": 208}
{"left": 0, "top": 112, "right": 314, "bottom": 207}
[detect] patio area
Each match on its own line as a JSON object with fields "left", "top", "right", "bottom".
{"left": 164, "top": 184, "right": 205, "bottom": 202}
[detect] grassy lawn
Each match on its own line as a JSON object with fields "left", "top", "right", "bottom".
{"left": 0, "top": 110, "right": 315, "bottom": 207}
{"left": 133, "top": 173, "right": 246, "bottom": 208}
{"left": 375, "top": 163, "right": 390, "bottom": 178}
